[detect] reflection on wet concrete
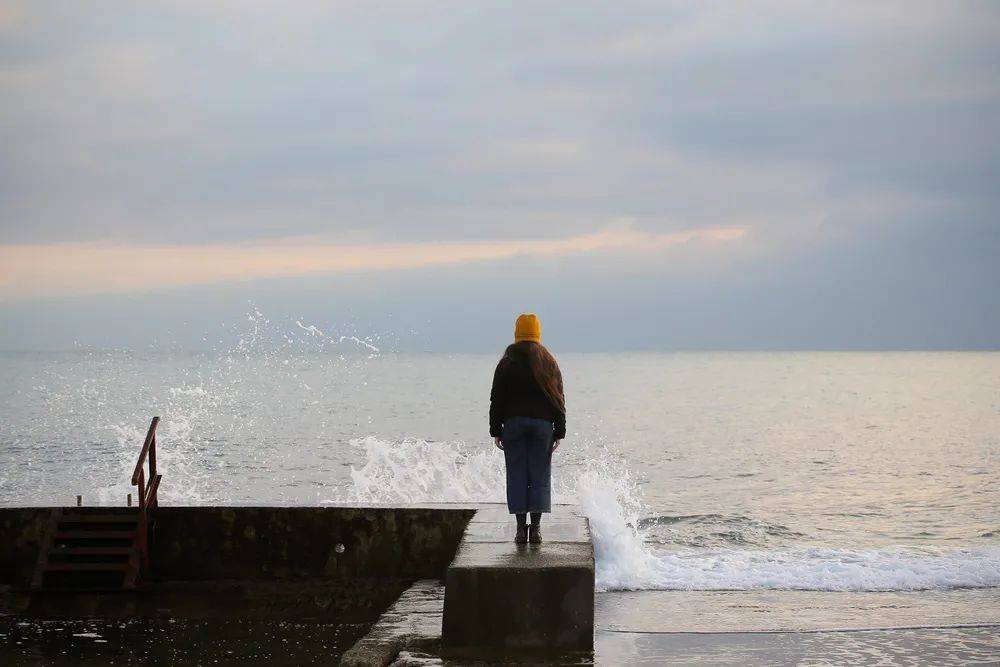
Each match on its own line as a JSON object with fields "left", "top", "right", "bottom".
{"left": 596, "top": 589, "right": 1000, "bottom": 633}
{"left": 594, "top": 589, "right": 1000, "bottom": 665}
{"left": 0, "top": 617, "right": 368, "bottom": 666}
{"left": 5, "top": 617, "right": 996, "bottom": 666}
{"left": 596, "top": 627, "right": 1000, "bottom": 666}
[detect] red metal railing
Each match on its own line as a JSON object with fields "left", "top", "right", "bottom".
{"left": 131, "top": 416, "right": 162, "bottom": 570}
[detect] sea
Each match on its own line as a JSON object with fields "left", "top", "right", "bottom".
{"left": 2, "top": 313, "right": 998, "bottom": 664}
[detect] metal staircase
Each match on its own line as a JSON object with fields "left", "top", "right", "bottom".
{"left": 32, "top": 417, "right": 163, "bottom": 591}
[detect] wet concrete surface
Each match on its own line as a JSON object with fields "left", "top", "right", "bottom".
{"left": 6, "top": 617, "right": 994, "bottom": 666}
{"left": 448, "top": 541, "right": 594, "bottom": 569}
{"left": 7, "top": 578, "right": 410, "bottom": 623}
{"left": 341, "top": 580, "right": 444, "bottom": 666}
{"left": 366, "top": 627, "right": 1000, "bottom": 666}
{"left": 591, "top": 589, "right": 1000, "bottom": 666}
{"left": 595, "top": 588, "right": 1000, "bottom": 633}
{"left": 594, "top": 627, "right": 1000, "bottom": 666}
{"left": 460, "top": 520, "right": 590, "bottom": 544}
{"left": 0, "top": 616, "right": 368, "bottom": 666}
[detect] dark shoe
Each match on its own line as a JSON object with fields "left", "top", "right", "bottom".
{"left": 528, "top": 524, "right": 542, "bottom": 544}
{"left": 514, "top": 525, "right": 528, "bottom": 544}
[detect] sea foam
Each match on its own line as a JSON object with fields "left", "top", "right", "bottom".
{"left": 339, "top": 436, "right": 1000, "bottom": 593}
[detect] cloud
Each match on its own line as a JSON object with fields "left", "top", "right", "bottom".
{"left": 1, "top": 1, "right": 996, "bottom": 246}
{"left": 0, "top": 1, "right": 997, "bottom": 349}
{"left": 0, "top": 225, "right": 746, "bottom": 300}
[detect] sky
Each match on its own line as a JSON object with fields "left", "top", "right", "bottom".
{"left": 1, "top": 1, "right": 998, "bottom": 351}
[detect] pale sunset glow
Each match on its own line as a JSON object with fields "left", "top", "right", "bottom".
{"left": 0, "top": 226, "right": 746, "bottom": 300}
{"left": 0, "top": 1, "right": 996, "bottom": 350}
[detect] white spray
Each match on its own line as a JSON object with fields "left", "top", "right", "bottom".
{"left": 336, "top": 436, "right": 1000, "bottom": 593}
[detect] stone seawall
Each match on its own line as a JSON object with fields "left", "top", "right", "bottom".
{"left": 0, "top": 506, "right": 474, "bottom": 589}
{"left": 342, "top": 504, "right": 595, "bottom": 665}
{"left": 2, "top": 504, "right": 597, "bottom": 664}
{"left": 0, "top": 506, "right": 474, "bottom": 622}
{"left": 0, "top": 507, "right": 49, "bottom": 588}
{"left": 151, "top": 506, "right": 474, "bottom": 581}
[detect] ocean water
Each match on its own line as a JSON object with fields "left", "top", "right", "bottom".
{"left": 1, "top": 316, "right": 999, "bottom": 647}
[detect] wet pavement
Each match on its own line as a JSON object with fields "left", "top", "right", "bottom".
{"left": 0, "top": 617, "right": 368, "bottom": 665}
{"left": 594, "top": 627, "right": 1000, "bottom": 666}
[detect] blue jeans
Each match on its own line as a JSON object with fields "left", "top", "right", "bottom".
{"left": 501, "top": 416, "right": 554, "bottom": 514}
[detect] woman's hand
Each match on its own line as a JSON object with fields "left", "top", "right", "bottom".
{"left": 552, "top": 439, "right": 561, "bottom": 452}
{"left": 494, "top": 437, "right": 503, "bottom": 450}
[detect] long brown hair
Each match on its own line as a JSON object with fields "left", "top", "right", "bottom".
{"left": 507, "top": 341, "right": 565, "bottom": 414}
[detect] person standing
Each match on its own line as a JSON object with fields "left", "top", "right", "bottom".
{"left": 489, "top": 313, "right": 566, "bottom": 545}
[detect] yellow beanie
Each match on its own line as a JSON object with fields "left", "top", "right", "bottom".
{"left": 514, "top": 313, "right": 541, "bottom": 343}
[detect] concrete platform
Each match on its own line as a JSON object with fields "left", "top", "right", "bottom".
{"left": 442, "top": 505, "right": 595, "bottom": 651}
{"left": 461, "top": 518, "right": 591, "bottom": 544}
{"left": 340, "top": 579, "right": 444, "bottom": 667}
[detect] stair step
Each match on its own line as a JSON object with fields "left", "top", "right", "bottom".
{"left": 48, "top": 546, "right": 134, "bottom": 556}
{"left": 41, "top": 586, "right": 136, "bottom": 593}
{"left": 58, "top": 514, "right": 138, "bottom": 524}
{"left": 44, "top": 562, "right": 130, "bottom": 572}
{"left": 57, "top": 522, "right": 138, "bottom": 532}
{"left": 48, "top": 553, "right": 131, "bottom": 565}
{"left": 54, "top": 530, "right": 135, "bottom": 540}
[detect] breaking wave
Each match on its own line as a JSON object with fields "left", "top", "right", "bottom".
{"left": 9, "top": 307, "right": 999, "bottom": 594}
{"left": 337, "top": 436, "right": 1000, "bottom": 593}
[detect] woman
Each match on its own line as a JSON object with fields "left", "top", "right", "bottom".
{"left": 489, "top": 313, "right": 566, "bottom": 545}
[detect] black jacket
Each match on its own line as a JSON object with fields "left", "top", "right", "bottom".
{"left": 489, "top": 344, "right": 566, "bottom": 440}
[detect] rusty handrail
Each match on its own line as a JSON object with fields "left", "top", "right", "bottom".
{"left": 131, "top": 416, "right": 162, "bottom": 573}
{"left": 146, "top": 473, "right": 162, "bottom": 505}
{"left": 132, "top": 416, "right": 162, "bottom": 512}
{"left": 131, "top": 416, "right": 160, "bottom": 486}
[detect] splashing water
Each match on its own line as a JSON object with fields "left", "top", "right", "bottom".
{"left": 1, "top": 307, "right": 384, "bottom": 507}
{"left": 334, "top": 436, "right": 1000, "bottom": 593}
{"left": 5, "top": 312, "right": 999, "bottom": 594}
{"left": 342, "top": 437, "right": 506, "bottom": 505}
{"left": 333, "top": 435, "right": 655, "bottom": 591}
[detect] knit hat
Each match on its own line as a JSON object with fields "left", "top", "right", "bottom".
{"left": 514, "top": 313, "right": 541, "bottom": 343}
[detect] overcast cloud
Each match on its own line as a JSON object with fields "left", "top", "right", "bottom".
{"left": 0, "top": 1, "right": 998, "bottom": 349}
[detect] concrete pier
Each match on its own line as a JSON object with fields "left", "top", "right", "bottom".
{"left": 442, "top": 505, "right": 595, "bottom": 651}
{"left": 0, "top": 506, "right": 472, "bottom": 621}
{"left": 2, "top": 504, "right": 596, "bottom": 663}
{"left": 340, "top": 579, "right": 444, "bottom": 666}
